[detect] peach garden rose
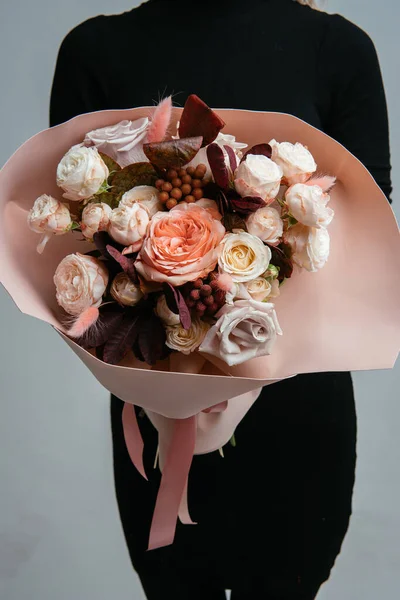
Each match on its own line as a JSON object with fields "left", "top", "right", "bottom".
{"left": 135, "top": 203, "right": 226, "bottom": 286}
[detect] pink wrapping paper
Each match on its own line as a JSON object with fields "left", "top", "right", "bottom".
{"left": 1, "top": 107, "right": 399, "bottom": 448}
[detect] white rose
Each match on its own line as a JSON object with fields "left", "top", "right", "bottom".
{"left": 56, "top": 144, "right": 109, "bottom": 201}
{"left": 246, "top": 206, "right": 283, "bottom": 245}
{"left": 54, "top": 253, "right": 108, "bottom": 316}
{"left": 199, "top": 299, "right": 282, "bottom": 367}
{"left": 110, "top": 272, "right": 143, "bottom": 306}
{"left": 284, "top": 223, "right": 330, "bottom": 272}
{"left": 185, "top": 132, "right": 248, "bottom": 179}
{"left": 269, "top": 139, "right": 317, "bottom": 185}
{"left": 120, "top": 185, "right": 162, "bottom": 217}
{"left": 166, "top": 318, "right": 210, "bottom": 355}
{"left": 285, "top": 183, "right": 334, "bottom": 229}
{"left": 81, "top": 202, "right": 112, "bottom": 239}
{"left": 218, "top": 231, "right": 271, "bottom": 282}
{"left": 28, "top": 194, "right": 72, "bottom": 253}
{"left": 155, "top": 294, "right": 180, "bottom": 326}
{"left": 108, "top": 203, "right": 149, "bottom": 251}
{"left": 245, "top": 278, "right": 272, "bottom": 302}
{"left": 234, "top": 154, "right": 282, "bottom": 203}
{"left": 267, "top": 278, "right": 280, "bottom": 299}
{"left": 84, "top": 118, "right": 150, "bottom": 167}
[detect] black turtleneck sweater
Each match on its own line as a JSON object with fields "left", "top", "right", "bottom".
{"left": 50, "top": 1, "right": 391, "bottom": 597}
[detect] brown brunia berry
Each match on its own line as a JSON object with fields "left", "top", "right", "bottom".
{"left": 167, "top": 169, "right": 178, "bottom": 181}
{"left": 191, "top": 179, "right": 202, "bottom": 189}
{"left": 192, "top": 188, "right": 203, "bottom": 200}
{"left": 186, "top": 166, "right": 196, "bottom": 176}
{"left": 203, "top": 295, "right": 215, "bottom": 307}
{"left": 194, "top": 164, "right": 207, "bottom": 179}
{"left": 171, "top": 177, "right": 182, "bottom": 188}
{"left": 159, "top": 191, "right": 170, "bottom": 203}
{"left": 190, "top": 289, "right": 201, "bottom": 301}
{"left": 185, "top": 195, "right": 195, "bottom": 203}
{"left": 196, "top": 301, "right": 207, "bottom": 313}
{"left": 181, "top": 174, "right": 192, "bottom": 184}
{"left": 178, "top": 168, "right": 187, "bottom": 178}
{"left": 162, "top": 181, "right": 173, "bottom": 192}
{"left": 170, "top": 188, "right": 183, "bottom": 200}
{"left": 181, "top": 183, "right": 192, "bottom": 196}
{"left": 166, "top": 198, "right": 178, "bottom": 210}
{"left": 156, "top": 178, "right": 165, "bottom": 189}
{"left": 193, "top": 278, "right": 203, "bottom": 289}
{"left": 214, "top": 289, "right": 226, "bottom": 305}
{"left": 206, "top": 303, "right": 219, "bottom": 315}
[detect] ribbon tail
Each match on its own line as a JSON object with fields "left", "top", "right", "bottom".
{"left": 178, "top": 478, "right": 197, "bottom": 525}
{"left": 122, "top": 403, "right": 148, "bottom": 481}
{"left": 148, "top": 416, "right": 196, "bottom": 550}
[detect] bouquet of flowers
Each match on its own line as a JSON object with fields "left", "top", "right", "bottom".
{"left": 1, "top": 96, "right": 399, "bottom": 549}
{"left": 26, "top": 95, "right": 336, "bottom": 370}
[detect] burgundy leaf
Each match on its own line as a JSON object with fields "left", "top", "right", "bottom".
{"left": 163, "top": 283, "right": 192, "bottom": 330}
{"left": 84, "top": 249, "right": 102, "bottom": 258}
{"left": 230, "top": 195, "right": 266, "bottom": 215}
{"left": 223, "top": 145, "right": 238, "bottom": 173}
{"left": 143, "top": 137, "right": 203, "bottom": 169}
{"left": 207, "top": 143, "right": 230, "bottom": 190}
{"left": 136, "top": 313, "right": 169, "bottom": 365}
{"left": 202, "top": 181, "right": 220, "bottom": 201}
{"left": 76, "top": 304, "right": 125, "bottom": 349}
{"left": 222, "top": 212, "right": 247, "bottom": 232}
{"left": 106, "top": 245, "right": 138, "bottom": 283}
{"left": 216, "top": 190, "right": 230, "bottom": 216}
{"left": 269, "top": 243, "right": 293, "bottom": 282}
{"left": 179, "top": 95, "right": 225, "bottom": 147}
{"left": 93, "top": 231, "right": 124, "bottom": 259}
{"left": 241, "top": 143, "right": 272, "bottom": 163}
{"left": 103, "top": 309, "right": 140, "bottom": 364}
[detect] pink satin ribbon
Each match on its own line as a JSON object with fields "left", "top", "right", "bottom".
{"left": 121, "top": 403, "right": 147, "bottom": 480}
{"left": 121, "top": 401, "right": 228, "bottom": 550}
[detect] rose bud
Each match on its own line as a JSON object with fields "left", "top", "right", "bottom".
{"left": 246, "top": 206, "right": 283, "bottom": 245}
{"left": 110, "top": 272, "right": 143, "bottom": 306}
{"left": 56, "top": 144, "right": 109, "bottom": 201}
{"left": 120, "top": 185, "right": 163, "bottom": 217}
{"left": 81, "top": 202, "right": 112, "bottom": 240}
{"left": 269, "top": 139, "right": 317, "bottom": 185}
{"left": 285, "top": 183, "right": 334, "bottom": 229}
{"left": 234, "top": 154, "right": 282, "bottom": 203}
{"left": 155, "top": 294, "right": 180, "bottom": 326}
{"left": 284, "top": 223, "right": 330, "bottom": 272}
{"left": 108, "top": 203, "right": 149, "bottom": 252}
{"left": 28, "top": 194, "right": 72, "bottom": 254}
{"left": 54, "top": 253, "right": 108, "bottom": 316}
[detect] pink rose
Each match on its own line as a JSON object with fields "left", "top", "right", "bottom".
{"left": 28, "top": 194, "right": 72, "bottom": 253}
{"left": 54, "top": 253, "right": 108, "bottom": 316}
{"left": 135, "top": 204, "right": 225, "bottom": 286}
{"left": 199, "top": 299, "right": 282, "bottom": 366}
{"left": 108, "top": 203, "right": 149, "bottom": 252}
{"left": 84, "top": 118, "right": 150, "bottom": 167}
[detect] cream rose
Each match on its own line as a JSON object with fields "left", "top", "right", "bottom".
{"left": 54, "top": 253, "right": 108, "bottom": 316}
{"left": 269, "top": 139, "right": 317, "bottom": 185}
{"left": 120, "top": 185, "right": 162, "bottom": 217}
{"left": 155, "top": 294, "right": 180, "bottom": 326}
{"left": 285, "top": 183, "right": 334, "bottom": 228}
{"left": 218, "top": 231, "right": 271, "bottom": 282}
{"left": 166, "top": 318, "right": 210, "bottom": 355}
{"left": 108, "top": 203, "right": 149, "bottom": 251}
{"left": 234, "top": 155, "right": 282, "bottom": 203}
{"left": 84, "top": 118, "right": 149, "bottom": 167}
{"left": 185, "top": 132, "right": 247, "bottom": 180}
{"left": 199, "top": 299, "right": 282, "bottom": 366}
{"left": 28, "top": 194, "right": 72, "bottom": 253}
{"left": 110, "top": 272, "right": 143, "bottom": 306}
{"left": 81, "top": 202, "right": 112, "bottom": 240}
{"left": 245, "top": 278, "right": 272, "bottom": 302}
{"left": 284, "top": 223, "right": 330, "bottom": 272}
{"left": 56, "top": 145, "right": 109, "bottom": 202}
{"left": 246, "top": 206, "right": 283, "bottom": 245}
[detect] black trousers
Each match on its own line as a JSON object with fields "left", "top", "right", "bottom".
{"left": 112, "top": 372, "right": 356, "bottom": 599}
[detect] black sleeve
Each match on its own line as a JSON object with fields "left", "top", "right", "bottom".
{"left": 49, "top": 20, "right": 108, "bottom": 127}
{"left": 318, "top": 15, "right": 392, "bottom": 200}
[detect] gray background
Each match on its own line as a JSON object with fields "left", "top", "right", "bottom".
{"left": 0, "top": 1, "right": 398, "bottom": 599}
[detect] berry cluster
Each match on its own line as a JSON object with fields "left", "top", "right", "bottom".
{"left": 155, "top": 164, "right": 207, "bottom": 210}
{"left": 183, "top": 272, "right": 226, "bottom": 318}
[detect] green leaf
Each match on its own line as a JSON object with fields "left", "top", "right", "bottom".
{"left": 99, "top": 152, "right": 121, "bottom": 175}
{"left": 110, "top": 162, "right": 158, "bottom": 196}
{"left": 69, "top": 221, "right": 80, "bottom": 230}
{"left": 230, "top": 433, "right": 237, "bottom": 448}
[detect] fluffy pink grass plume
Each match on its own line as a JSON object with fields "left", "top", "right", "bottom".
{"left": 305, "top": 175, "right": 336, "bottom": 192}
{"left": 147, "top": 97, "right": 172, "bottom": 143}
{"left": 67, "top": 306, "right": 99, "bottom": 338}
{"left": 217, "top": 273, "right": 234, "bottom": 292}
